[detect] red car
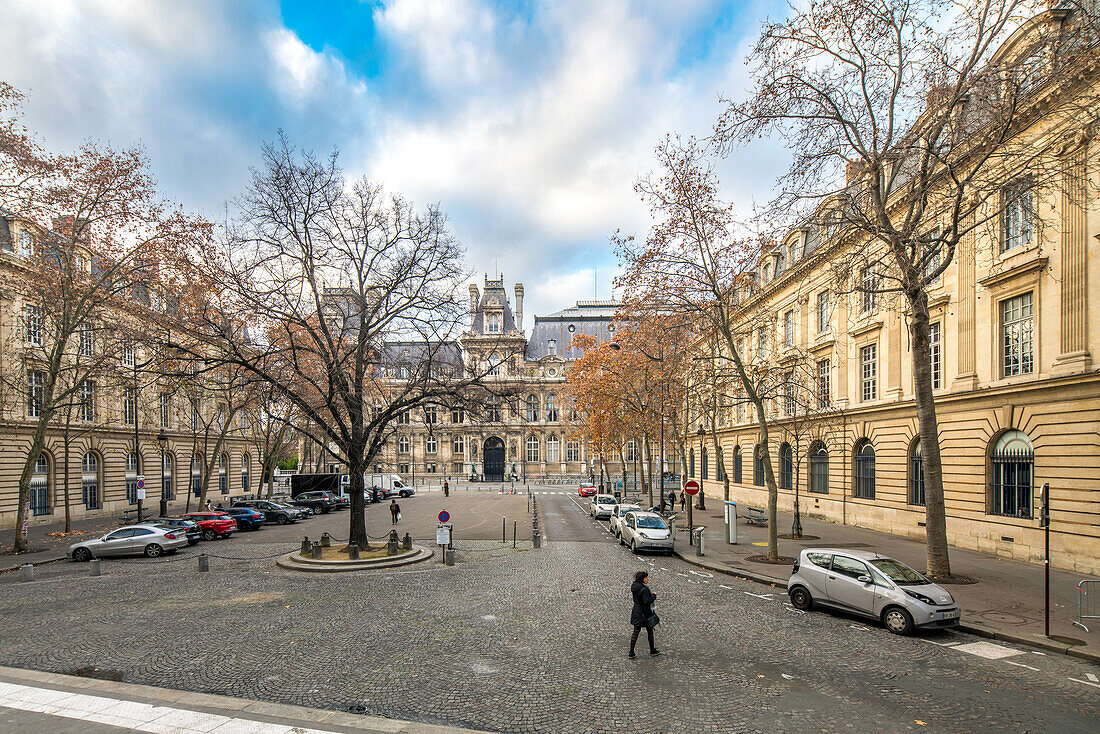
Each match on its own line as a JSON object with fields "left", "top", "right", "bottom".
{"left": 579, "top": 485, "right": 597, "bottom": 497}
{"left": 180, "top": 512, "right": 237, "bottom": 541}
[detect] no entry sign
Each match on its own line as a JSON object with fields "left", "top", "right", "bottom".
{"left": 438, "top": 510, "right": 450, "bottom": 523}
{"left": 684, "top": 479, "right": 700, "bottom": 496}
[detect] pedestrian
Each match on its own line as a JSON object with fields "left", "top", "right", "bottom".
{"left": 679, "top": 492, "right": 686, "bottom": 512}
{"left": 667, "top": 490, "right": 677, "bottom": 511}
{"left": 444, "top": 480, "right": 449, "bottom": 497}
{"left": 628, "top": 570, "right": 660, "bottom": 658}
{"left": 390, "top": 499, "right": 401, "bottom": 525}
{"left": 204, "top": 499, "right": 212, "bottom": 511}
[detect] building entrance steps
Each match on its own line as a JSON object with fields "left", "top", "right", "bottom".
{"left": 669, "top": 499, "right": 1100, "bottom": 663}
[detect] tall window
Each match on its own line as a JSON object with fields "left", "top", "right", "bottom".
{"left": 566, "top": 440, "right": 580, "bottom": 462}
{"left": 487, "top": 354, "right": 502, "bottom": 376}
{"left": 701, "top": 448, "right": 709, "bottom": 480}
{"left": 1002, "top": 178, "right": 1033, "bottom": 252}
{"left": 753, "top": 447, "right": 765, "bottom": 486}
{"left": 548, "top": 339, "right": 557, "bottom": 356}
{"left": 426, "top": 435, "right": 437, "bottom": 454}
{"left": 689, "top": 448, "right": 695, "bottom": 478}
{"left": 779, "top": 443, "right": 793, "bottom": 490}
{"left": 27, "top": 370, "right": 43, "bottom": 417}
{"left": 817, "top": 290, "right": 830, "bottom": 333}
{"left": 451, "top": 406, "right": 464, "bottom": 423}
{"left": 809, "top": 441, "right": 829, "bottom": 493}
{"left": 860, "top": 344, "right": 877, "bottom": 401}
{"left": 545, "top": 394, "right": 558, "bottom": 422}
{"left": 816, "top": 359, "right": 831, "bottom": 408}
{"left": 929, "top": 322, "right": 943, "bottom": 390}
{"left": 923, "top": 232, "right": 942, "bottom": 284}
{"left": 160, "top": 393, "right": 171, "bottom": 428}
{"left": 757, "top": 327, "right": 769, "bottom": 359}
{"left": 526, "top": 395, "right": 539, "bottom": 422}
{"left": 1001, "top": 293, "right": 1034, "bottom": 377}
{"left": 989, "top": 430, "right": 1033, "bottom": 518}
{"left": 241, "top": 454, "right": 250, "bottom": 491}
{"left": 162, "top": 453, "right": 174, "bottom": 500}
{"left": 525, "top": 436, "right": 540, "bottom": 462}
{"left": 486, "top": 313, "right": 501, "bottom": 334}
{"left": 784, "top": 378, "right": 796, "bottom": 416}
{"left": 424, "top": 405, "right": 438, "bottom": 424}
{"left": 398, "top": 436, "right": 410, "bottom": 453}
{"left": 30, "top": 455, "right": 50, "bottom": 516}
{"left": 191, "top": 454, "right": 202, "bottom": 497}
{"left": 853, "top": 440, "right": 876, "bottom": 499}
{"left": 861, "top": 267, "right": 877, "bottom": 313}
{"left": 218, "top": 454, "right": 228, "bottom": 494}
{"left": 126, "top": 452, "right": 139, "bottom": 505}
{"left": 909, "top": 440, "right": 925, "bottom": 506}
{"left": 123, "top": 387, "right": 137, "bottom": 425}
{"left": 397, "top": 409, "right": 410, "bottom": 424}
{"left": 733, "top": 446, "right": 742, "bottom": 483}
{"left": 784, "top": 309, "right": 795, "bottom": 347}
{"left": 25, "top": 305, "right": 41, "bottom": 345}
{"left": 453, "top": 435, "right": 464, "bottom": 454}
{"left": 626, "top": 439, "right": 637, "bottom": 462}
{"left": 78, "top": 323, "right": 93, "bottom": 357}
{"left": 82, "top": 453, "right": 100, "bottom": 509}
{"left": 191, "top": 402, "right": 200, "bottom": 431}
{"left": 79, "top": 380, "right": 95, "bottom": 422}
{"left": 123, "top": 340, "right": 135, "bottom": 368}
{"left": 547, "top": 435, "right": 560, "bottom": 462}
{"left": 486, "top": 396, "right": 502, "bottom": 422}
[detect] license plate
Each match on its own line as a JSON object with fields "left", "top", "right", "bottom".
{"left": 938, "top": 610, "right": 959, "bottom": 620}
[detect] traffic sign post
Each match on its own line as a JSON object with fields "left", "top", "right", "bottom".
{"left": 136, "top": 475, "right": 146, "bottom": 523}
{"left": 683, "top": 479, "right": 700, "bottom": 496}
{"left": 438, "top": 510, "right": 450, "bottom": 523}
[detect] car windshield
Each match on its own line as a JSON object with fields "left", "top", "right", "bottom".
{"left": 619, "top": 506, "right": 641, "bottom": 516}
{"left": 636, "top": 516, "right": 667, "bottom": 529}
{"left": 869, "top": 558, "right": 929, "bottom": 585}
{"left": 596, "top": 496, "right": 615, "bottom": 504}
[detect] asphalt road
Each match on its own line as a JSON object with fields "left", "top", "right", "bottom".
{"left": 0, "top": 484, "right": 1095, "bottom": 733}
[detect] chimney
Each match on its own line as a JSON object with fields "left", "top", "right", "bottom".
{"left": 469, "top": 283, "right": 480, "bottom": 328}
{"left": 514, "top": 282, "right": 524, "bottom": 332}
{"left": 845, "top": 161, "right": 864, "bottom": 186}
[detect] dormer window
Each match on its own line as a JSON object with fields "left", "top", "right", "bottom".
{"left": 548, "top": 339, "right": 557, "bottom": 356}
{"left": 487, "top": 313, "right": 501, "bottom": 334}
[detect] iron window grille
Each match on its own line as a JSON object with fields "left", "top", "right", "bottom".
{"left": 909, "top": 443, "right": 925, "bottom": 506}
{"left": 82, "top": 454, "right": 100, "bottom": 509}
{"left": 853, "top": 441, "right": 876, "bottom": 499}
{"left": 30, "top": 456, "right": 49, "bottom": 516}
{"left": 779, "top": 444, "right": 793, "bottom": 490}
{"left": 809, "top": 443, "right": 829, "bottom": 494}
{"left": 162, "top": 454, "right": 174, "bottom": 500}
{"left": 990, "top": 449, "right": 1033, "bottom": 519}
{"left": 126, "top": 453, "right": 139, "bottom": 504}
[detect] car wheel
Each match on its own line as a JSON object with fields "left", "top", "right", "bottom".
{"left": 788, "top": 586, "right": 814, "bottom": 611}
{"left": 631, "top": 541, "right": 639, "bottom": 555}
{"left": 202, "top": 529, "right": 217, "bottom": 541}
{"left": 883, "top": 606, "right": 915, "bottom": 636}
{"left": 400, "top": 490, "right": 409, "bottom": 498}
{"left": 144, "top": 543, "right": 163, "bottom": 558}
{"left": 277, "top": 515, "right": 288, "bottom": 525}
{"left": 72, "top": 547, "right": 92, "bottom": 562}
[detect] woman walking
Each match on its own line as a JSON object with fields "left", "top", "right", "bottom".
{"left": 390, "top": 499, "right": 401, "bottom": 525}
{"left": 628, "top": 570, "right": 660, "bottom": 658}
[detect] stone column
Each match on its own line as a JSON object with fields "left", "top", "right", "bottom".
{"left": 952, "top": 209, "right": 978, "bottom": 390}
{"left": 836, "top": 297, "right": 849, "bottom": 405}
{"left": 886, "top": 313, "right": 904, "bottom": 400}
{"left": 1054, "top": 136, "right": 1091, "bottom": 374}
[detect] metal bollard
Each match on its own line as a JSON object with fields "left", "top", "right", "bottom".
{"left": 347, "top": 543, "right": 360, "bottom": 560}
{"left": 320, "top": 532, "right": 332, "bottom": 548}
{"left": 300, "top": 537, "right": 311, "bottom": 555}
{"left": 533, "top": 529, "right": 541, "bottom": 548}
{"left": 311, "top": 542, "right": 323, "bottom": 559}
{"left": 90, "top": 559, "right": 102, "bottom": 577}
{"left": 402, "top": 532, "right": 412, "bottom": 551}
{"left": 695, "top": 528, "right": 706, "bottom": 557}
{"left": 20, "top": 564, "right": 33, "bottom": 582}
{"left": 444, "top": 548, "right": 455, "bottom": 566}
{"left": 198, "top": 554, "right": 210, "bottom": 572}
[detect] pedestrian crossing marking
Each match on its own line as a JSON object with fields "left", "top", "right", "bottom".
{"left": 951, "top": 641, "right": 1022, "bottom": 659}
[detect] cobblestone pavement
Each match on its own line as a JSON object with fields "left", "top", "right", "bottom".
{"left": 0, "top": 489, "right": 1096, "bottom": 733}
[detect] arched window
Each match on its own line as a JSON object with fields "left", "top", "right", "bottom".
{"left": 82, "top": 453, "right": 100, "bottom": 509}
{"left": 779, "top": 443, "right": 793, "bottom": 490}
{"left": 753, "top": 446, "right": 766, "bottom": 486}
{"left": 162, "top": 453, "right": 174, "bottom": 500}
{"left": 689, "top": 448, "right": 695, "bottom": 478}
{"left": 219, "top": 453, "right": 228, "bottom": 494}
{"left": 853, "top": 439, "right": 875, "bottom": 499}
{"left": 526, "top": 395, "right": 539, "bottom": 422}
{"left": 909, "top": 440, "right": 925, "bottom": 506}
{"left": 191, "top": 454, "right": 203, "bottom": 497}
{"left": 733, "top": 446, "right": 743, "bottom": 483}
{"left": 546, "top": 394, "right": 559, "bottom": 422}
{"left": 525, "top": 435, "right": 540, "bottom": 462}
{"left": 990, "top": 430, "right": 1033, "bottom": 518}
{"left": 809, "top": 441, "right": 829, "bottom": 494}
{"left": 398, "top": 436, "right": 410, "bottom": 454}
{"left": 241, "top": 453, "right": 250, "bottom": 492}
{"left": 547, "top": 435, "right": 560, "bottom": 462}
{"left": 488, "top": 353, "right": 503, "bottom": 376}
{"left": 30, "top": 454, "right": 50, "bottom": 516}
{"left": 701, "top": 448, "right": 709, "bottom": 480}
{"left": 126, "top": 452, "right": 139, "bottom": 505}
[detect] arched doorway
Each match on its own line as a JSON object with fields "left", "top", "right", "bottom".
{"left": 484, "top": 437, "right": 505, "bottom": 481}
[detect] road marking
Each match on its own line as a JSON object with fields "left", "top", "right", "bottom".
{"left": 783, "top": 604, "right": 806, "bottom": 614}
{"left": 743, "top": 591, "right": 773, "bottom": 600}
{"left": 687, "top": 570, "right": 713, "bottom": 578}
{"left": 719, "top": 584, "right": 733, "bottom": 590}
{"left": 781, "top": 673, "right": 795, "bottom": 681}
{"left": 951, "top": 641, "right": 1022, "bottom": 660}
{"left": 1086, "top": 673, "right": 1099, "bottom": 682}
{"left": 1069, "top": 677, "right": 1100, "bottom": 689}
{"left": 1004, "top": 661, "right": 1040, "bottom": 671}
{"left": 849, "top": 624, "right": 870, "bottom": 631}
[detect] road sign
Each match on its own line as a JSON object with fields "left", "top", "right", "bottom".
{"left": 136, "top": 475, "right": 146, "bottom": 500}
{"left": 436, "top": 524, "right": 452, "bottom": 546}
{"left": 684, "top": 479, "right": 700, "bottom": 496}
{"left": 438, "top": 510, "right": 450, "bottom": 523}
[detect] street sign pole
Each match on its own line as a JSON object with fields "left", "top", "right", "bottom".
{"left": 1041, "top": 482, "right": 1050, "bottom": 637}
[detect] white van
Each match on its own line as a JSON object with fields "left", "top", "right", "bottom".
{"left": 365, "top": 473, "right": 415, "bottom": 498}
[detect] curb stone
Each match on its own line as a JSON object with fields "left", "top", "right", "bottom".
{"left": 1, "top": 554, "right": 66, "bottom": 573}
{"left": 673, "top": 549, "right": 1100, "bottom": 665}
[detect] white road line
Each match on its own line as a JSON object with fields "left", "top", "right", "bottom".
{"left": 951, "top": 641, "right": 1023, "bottom": 660}
{"left": 1069, "top": 677, "right": 1100, "bottom": 689}
{"left": 1005, "top": 660, "right": 1040, "bottom": 671}
{"left": 1086, "top": 672, "right": 1099, "bottom": 682}
{"left": 743, "top": 591, "right": 773, "bottom": 600}
{"left": 0, "top": 681, "right": 341, "bottom": 734}
{"left": 719, "top": 584, "right": 733, "bottom": 590}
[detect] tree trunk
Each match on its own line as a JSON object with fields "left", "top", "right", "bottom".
{"left": 908, "top": 294, "right": 952, "bottom": 577}
{"left": 347, "top": 450, "right": 369, "bottom": 549}
{"left": 12, "top": 409, "right": 53, "bottom": 552}
{"left": 62, "top": 417, "right": 72, "bottom": 533}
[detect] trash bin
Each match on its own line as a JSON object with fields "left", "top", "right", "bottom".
{"left": 724, "top": 501, "right": 738, "bottom": 544}
{"left": 693, "top": 527, "right": 706, "bottom": 556}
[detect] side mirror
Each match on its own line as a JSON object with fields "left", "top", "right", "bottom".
{"left": 857, "top": 575, "right": 872, "bottom": 584}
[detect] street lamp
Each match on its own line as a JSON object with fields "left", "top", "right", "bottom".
{"left": 156, "top": 428, "right": 168, "bottom": 518}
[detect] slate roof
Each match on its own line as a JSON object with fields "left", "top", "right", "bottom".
{"left": 470, "top": 278, "right": 518, "bottom": 336}
{"left": 525, "top": 300, "right": 619, "bottom": 361}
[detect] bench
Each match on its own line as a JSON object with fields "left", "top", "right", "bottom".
{"left": 743, "top": 506, "right": 768, "bottom": 527}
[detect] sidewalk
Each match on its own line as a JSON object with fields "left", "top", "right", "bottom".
{"left": 668, "top": 500, "right": 1100, "bottom": 663}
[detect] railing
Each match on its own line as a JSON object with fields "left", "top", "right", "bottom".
{"left": 1073, "top": 579, "right": 1099, "bottom": 632}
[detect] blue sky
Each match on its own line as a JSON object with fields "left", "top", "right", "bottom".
{"left": 1, "top": 0, "right": 789, "bottom": 320}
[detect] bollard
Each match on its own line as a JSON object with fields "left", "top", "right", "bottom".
{"left": 502, "top": 517, "right": 506, "bottom": 543}
{"left": 300, "top": 537, "right": 311, "bottom": 555}
{"left": 198, "top": 554, "right": 209, "bottom": 572}
{"left": 695, "top": 527, "right": 706, "bottom": 557}
{"left": 444, "top": 548, "right": 455, "bottom": 566}
{"left": 513, "top": 520, "right": 517, "bottom": 548}
{"left": 347, "top": 543, "right": 360, "bottom": 560}
{"left": 311, "top": 542, "right": 323, "bottom": 559}
{"left": 402, "top": 532, "right": 412, "bottom": 551}
{"left": 90, "top": 559, "right": 102, "bottom": 577}
{"left": 533, "top": 529, "right": 541, "bottom": 548}
{"left": 320, "top": 532, "right": 332, "bottom": 548}
{"left": 387, "top": 529, "right": 399, "bottom": 555}
{"left": 20, "top": 564, "right": 33, "bottom": 582}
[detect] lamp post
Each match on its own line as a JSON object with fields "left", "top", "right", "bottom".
{"left": 156, "top": 429, "right": 168, "bottom": 518}
{"left": 131, "top": 354, "right": 143, "bottom": 524}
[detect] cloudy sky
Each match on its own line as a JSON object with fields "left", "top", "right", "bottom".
{"left": 1, "top": 0, "right": 789, "bottom": 321}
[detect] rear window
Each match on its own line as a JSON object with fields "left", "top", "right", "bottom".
{"left": 806, "top": 552, "right": 832, "bottom": 568}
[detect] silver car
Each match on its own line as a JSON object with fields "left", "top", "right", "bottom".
{"left": 68, "top": 524, "right": 188, "bottom": 561}
{"left": 787, "top": 548, "right": 961, "bottom": 635}
{"left": 619, "top": 511, "right": 674, "bottom": 554}
{"left": 589, "top": 494, "right": 618, "bottom": 520}
{"left": 609, "top": 503, "right": 642, "bottom": 537}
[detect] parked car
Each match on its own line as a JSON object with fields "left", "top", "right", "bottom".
{"left": 578, "top": 485, "right": 597, "bottom": 497}
{"left": 68, "top": 524, "right": 187, "bottom": 560}
{"left": 786, "top": 549, "right": 961, "bottom": 635}
{"left": 152, "top": 517, "right": 201, "bottom": 545}
{"left": 223, "top": 506, "right": 267, "bottom": 531}
{"left": 291, "top": 491, "right": 342, "bottom": 515}
{"left": 179, "top": 512, "right": 238, "bottom": 540}
{"left": 609, "top": 504, "right": 642, "bottom": 538}
{"left": 589, "top": 494, "right": 618, "bottom": 519}
{"left": 619, "top": 511, "right": 674, "bottom": 554}
{"left": 231, "top": 499, "right": 302, "bottom": 524}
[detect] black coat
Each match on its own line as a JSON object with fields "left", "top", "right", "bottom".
{"left": 630, "top": 580, "right": 656, "bottom": 627}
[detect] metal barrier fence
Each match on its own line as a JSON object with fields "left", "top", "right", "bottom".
{"left": 1073, "top": 579, "right": 1099, "bottom": 632}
